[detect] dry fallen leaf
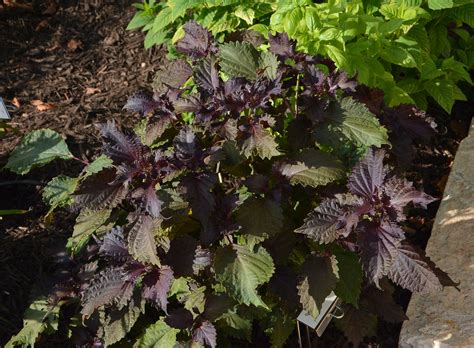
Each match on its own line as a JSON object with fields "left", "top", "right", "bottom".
{"left": 35, "top": 20, "right": 50, "bottom": 32}
{"left": 67, "top": 38, "right": 83, "bottom": 52}
{"left": 12, "top": 97, "right": 21, "bottom": 108}
{"left": 31, "top": 100, "right": 56, "bottom": 111}
{"left": 85, "top": 87, "right": 101, "bottom": 95}
{"left": 42, "top": 0, "right": 59, "bottom": 15}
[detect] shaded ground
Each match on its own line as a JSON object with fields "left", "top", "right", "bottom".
{"left": 0, "top": 1, "right": 472, "bottom": 347}
{"left": 0, "top": 0, "right": 163, "bottom": 344}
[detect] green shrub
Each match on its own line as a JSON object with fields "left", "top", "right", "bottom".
{"left": 128, "top": 0, "right": 473, "bottom": 112}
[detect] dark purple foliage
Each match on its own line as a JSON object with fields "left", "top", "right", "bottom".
{"left": 297, "top": 149, "right": 439, "bottom": 292}
{"left": 176, "top": 21, "right": 215, "bottom": 58}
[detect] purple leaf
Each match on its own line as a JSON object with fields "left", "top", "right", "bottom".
{"left": 165, "top": 308, "right": 194, "bottom": 329}
{"left": 142, "top": 266, "right": 174, "bottom": 313}
{"left": 193, "top": 320, "right": 217, "bottom": 348}
{"left": 174, "top": 127, "right": 198, "bottom": 162}
{"left": 181, "top": 173, "right": 218, "bottom": 245}
{"left": 166, "top": 235, "right": 198, "bottom": 277}
{"left": 124, "top": 93, "right": 161, "bottom": 115}
{"left": 176, "top": 21, "right": 213, "bottom": 58}
{"left": 349, "top": 148, "right": 386, "bottom": 198}
{"left": 99, "top": 121, "right": 146, "bottom": 164}
{"left": 295, "top": 195, "right": 359, "bottom": 243}
{"left": 388, "top": 244, "right": 442, "bottom": 294}
{"left": 131, "top": 185, "right": 163, "bottom": 218}
{"left": 384, "top": 176, "right": 436, "bottom": 216}
{"left": 358, "top": 221, "right": 405, "bottom": 286}
{"left": 81, "top": 267, "right": 128, "bottom": 318}
{"left": 153, "top": 59, "right": 192, "bottom": 95}
{"left": 100, "top": 227, "right": 129, "bottom": 261}
{"left": 268, "top": 32, "right": 295, "bottom": 58}
{"left": 74, "top": 168, "right": 128, "bottom": 210}
{"left": 194, "top": 55, "right": 220, "bottom": 94}
{"left": 363, "top": 280, "right": 408, "bottom": 323}
{"left": 241, "top": 122, "right": 281, "bottom": 159}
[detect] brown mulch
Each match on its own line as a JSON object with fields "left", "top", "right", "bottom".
{"left": 0, "top": 0, "right": 164, "bottom": 344}
{"left": 0, "top": 0, "right": 472, "bottom": 347}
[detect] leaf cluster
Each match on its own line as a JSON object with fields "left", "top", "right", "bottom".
{"left": 5, "top": 23, "right": 448, "bottom": 347}
{"left": 129, "top": 0, "right": 473, "bottom": 113}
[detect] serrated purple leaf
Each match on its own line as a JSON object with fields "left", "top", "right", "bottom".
{"left": 100, "top": 121, "right": 146, "bottom": 164}
{"left": 74, "top": 168, "right": 128, "bottom": 210}
{"left": 124, "top": 93, "right": 161, "bottom": 115}
{"left": 100, "top": 227, "right": 129, "bottom": 261}
{"left": 349, "top": 148, "right": 386, "bottom": 198}
{"left": 388, "top": 244, "right": 442, "bottom": 294}
{"left": 268, "top": 32, "right": 295, "bottom": 58}
{"left": 295, "top": 196, "right": 357, "bottom": 243}
{"left": 142, "top": 266, "right": 174, "bottom": 313}
{"left": 193, "top": 320, "right": 217, "bottom": 348}
{"left": 153, "top": 59, "right": 192, "bottom": 95}
{"left": 384, "top": 176, "right": 436, "bottom": 215}
{"left": 81, "top": 267, "right": 128, "bottom": 318}
{"left": 176, "top": 21, "right": 213, "bottom": 58}
{"left": 358, "top": 221, "right": 405, "bottom": 286}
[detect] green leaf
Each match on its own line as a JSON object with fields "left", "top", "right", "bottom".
{"left": 325, "top": 97, "right": 389, "bottom": 147}
{"left": 280, "top": 149, "right": 345, "bottom": 188}
{"left": 0, "top": 209, "right": 29, "bottom": 215}
{"left": 128, "top": 215, "right": 161, "bottom": 266}
{"left": 297, "top": 255, "right": 338, "bottom": 318}
{"left": 380, "top": 44, "right": 417, "bottom": 68}
{"left": 214, "top": 244, "right": 274, "bottom": 308}
{"left": 104, "top": 298, "right": 145, "bottom": 346}
{"left": 168, "top": 0, "right": 204, "bottom": 21}
{"left": 127, "top": 12, "right": 154, "bottom": 30}
{"left": 235, "top": 6, "right": 255, "bottom": 25}
{"left": 428, "top": 0, "right": 453, "bottom": 10}
{"left": 5, "top": 129, "right": 73, "bottom": 175}
{"left": 283, "top": 7, "right": 304, "bottom": 37}
{"left": 333, "top": 248, "right": 363, "bottom": 307}
{"left": 264, "top": 308, "right": 295, "bottom": 348}
{"left": 42, "top": 175, "right": 78, "bottom": 217}
{"left": 184, "top": 286, "right": 206, "bottom": 316}
{"left": 236, "top": 197, "right": 284, "bottom": 238}
{"left": 220, "top": 42, "right": 260, "bottom": 80}
{"left": 67, "top": 208, "right": 112, "bottom": 254}
{"left": 5, "top": 296, "right": 59, "bottom": 348}
{"left": 258, "top": 51, "right": 280, "bottom": 80}
{"left": 134, "top": 319, "right": 179, "bottom": 348}
{"left": 217, "top": 309, "right": 252, "bottom": 341}
{"left": 84, "top": 155, "right": 114, "bottom": 177}
{"left": 425, "top": 79, "right": 455, "bottom": 113}
{"left": 326, "top": 45, "right": 349, "bottom": 70}
{"left": 450, "top": 4, "right": 474, "bottom": 26}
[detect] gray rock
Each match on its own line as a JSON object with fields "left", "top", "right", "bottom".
{"left": 399, "top": 120, "right": 474, "bottom": 348}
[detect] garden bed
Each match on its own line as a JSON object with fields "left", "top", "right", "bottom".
{"left": 0, "top": 1, "right": 472, "bottom": 347}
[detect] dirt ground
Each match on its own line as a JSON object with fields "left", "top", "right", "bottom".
{"left": 0, "top": 1, "right": 471, "bottom": 347}
{"left": 0, "top": 0, "right": 164, "bottom": 344}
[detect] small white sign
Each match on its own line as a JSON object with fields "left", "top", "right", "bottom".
{"left": 297, "top": 292, "right": 343, "bottom": 337}
{"left": 0, "top": 97, "right": 12, "bottom": 120}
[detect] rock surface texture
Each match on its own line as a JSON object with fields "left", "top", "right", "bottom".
{"left": 399, "top": 120, "right": 474, "bottom": 348}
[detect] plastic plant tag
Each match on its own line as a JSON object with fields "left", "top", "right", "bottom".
{"left": 296, "top": 292, "right": 343, "bottom": 337}
{"left": 0, "top": 97, "right": 11, "bottom": 120}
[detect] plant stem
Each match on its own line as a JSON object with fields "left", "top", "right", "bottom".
{"left": 72, "top": 156, "right": 89, "bottom": 166}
